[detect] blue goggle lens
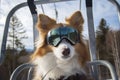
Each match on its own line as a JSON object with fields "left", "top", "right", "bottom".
{"left": 47, "top": 27, "right": 80, "bottom": 47}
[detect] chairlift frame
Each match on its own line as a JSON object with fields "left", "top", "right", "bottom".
{"left": 0, "top": 0, "right": 120, "bottom": 80}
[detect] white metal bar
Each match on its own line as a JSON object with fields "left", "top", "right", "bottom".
{"left": 10, "top": 63, "right": 34, "bottom": 80}
{"left": 108, "top": 0, "right": 120, "bottom": 23}
{"left": 88, "top": 60, "right": 118, "bottom": 80}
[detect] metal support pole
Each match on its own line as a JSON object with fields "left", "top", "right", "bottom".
{"left": 86, "top": 0, "right": 98, "bottom": 80}
{"left": 27, "top": 0, "right": 38, "bottom": 49}
{"left": 86, "top": 0, "right": 97, "bottom": 61}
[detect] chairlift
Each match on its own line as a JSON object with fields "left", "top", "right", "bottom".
{"left": 0, "top": 0, "right": 120, "bottom": 80}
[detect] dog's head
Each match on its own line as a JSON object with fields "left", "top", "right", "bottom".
{"left": 32, "top": 11, "right": 89, "bottom": 65}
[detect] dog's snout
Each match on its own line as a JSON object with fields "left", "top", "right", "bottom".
{"left": 62, "top": 48, "right": 70, "bottom": 56}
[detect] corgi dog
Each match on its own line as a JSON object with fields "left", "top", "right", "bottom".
{"left": 31, "top": 11, "right": 90, "bottom": 80}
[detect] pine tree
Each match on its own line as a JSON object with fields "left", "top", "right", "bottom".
{"left": 96, "top": 18, "right": 110, "bottom": 60}
{"left": 8, "top": 14, "right": 28, "bottom": 69}
{"left": 96, "top": 18, "right": 113, "bottom": 79}
{"left": 8, "top": 15, "right": 27, "bottom": 51}
{"left": 96, "top": 18, "right": 120, "bottom": 79}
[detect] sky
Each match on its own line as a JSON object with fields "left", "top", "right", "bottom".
{"left": 0, "top": 0, "right": 120, "bottom": 49}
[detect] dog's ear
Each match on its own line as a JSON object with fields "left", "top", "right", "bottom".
{"left": 66, "top": 11, "right": 84, "bottom": 32}
{"left": 37, "top": 14, "right": 56, "bottom": 31}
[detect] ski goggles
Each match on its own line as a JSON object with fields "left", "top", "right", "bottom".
{"left": 47, "top": 27, "right": 80, "bottom": 47}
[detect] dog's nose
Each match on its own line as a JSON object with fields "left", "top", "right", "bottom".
{"left": 62, "top": 48, "right": 70, "bottom": 56}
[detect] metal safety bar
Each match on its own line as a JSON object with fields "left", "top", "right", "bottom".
{"left": 88, "top": 60, "right": 118, "bottom": 80}
{"left": 10, "top": 60, "right": 119, "bottom": 80}
{"left": 10, "top": 63, "right": 34, "bottom": 80}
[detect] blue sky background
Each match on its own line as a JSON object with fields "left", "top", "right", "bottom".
{"left": 0, "top": 0, "right": 120, "bottom": 49}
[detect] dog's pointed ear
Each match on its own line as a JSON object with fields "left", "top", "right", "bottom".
{"left": 66, "top": 11, "right": 84, "bottom": 32}
{"left": 37, "top": 14, "right": 56, "bottom": 30}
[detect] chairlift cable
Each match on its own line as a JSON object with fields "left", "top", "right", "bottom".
{"left": 79, "top": 0, "right": 81, "bottom": 10}
{"left": 54, "top": 3, "right": 58, "bottom": 21}
{"left": 41, "top": 4, "right": 45, "bottom": 14}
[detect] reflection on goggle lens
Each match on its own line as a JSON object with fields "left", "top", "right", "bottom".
{"left": 47, "top": 27, "right": 80, "bottom": 47}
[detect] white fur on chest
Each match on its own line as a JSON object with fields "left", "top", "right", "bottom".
{"left": 33, "top": 52, "right": 85, "bottom": 80}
